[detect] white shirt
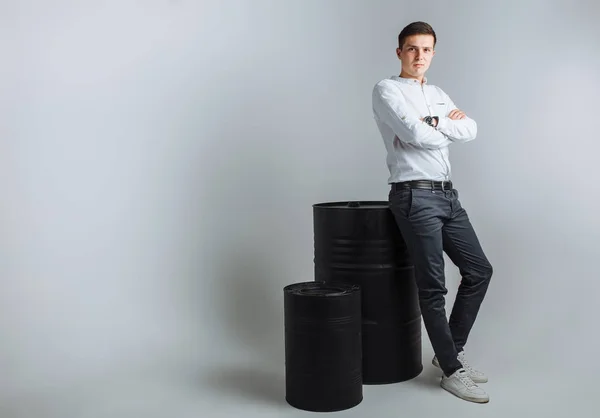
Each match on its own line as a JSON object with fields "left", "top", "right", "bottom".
{"left": 371, "top": 75, "right": 478, "bottom": 184}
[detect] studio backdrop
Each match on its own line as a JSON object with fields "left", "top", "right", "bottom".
{"left": 0, "top": 0, "right": 599, "bottom": 416}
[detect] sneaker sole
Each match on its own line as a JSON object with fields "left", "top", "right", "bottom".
{"left": 432, "top": 358, "right": 489, "bottom": 383}
{"left": 440, "top": 381, "right": 490, "bottom": 403}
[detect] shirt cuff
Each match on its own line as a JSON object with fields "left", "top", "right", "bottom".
{"left": 436, "top": 117, "right": 448, "bottom": 131}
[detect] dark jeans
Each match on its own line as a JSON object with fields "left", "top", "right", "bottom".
{"left": 389, "top": 185, "right": 493, "bottom": 377}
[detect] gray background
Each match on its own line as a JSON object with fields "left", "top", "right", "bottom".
{"left": 1, "top": 0, "right": 599, "bottom": 416}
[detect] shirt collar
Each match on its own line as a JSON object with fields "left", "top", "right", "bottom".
{"left": 390, "top": 75, "right": 428, "bottom": 85}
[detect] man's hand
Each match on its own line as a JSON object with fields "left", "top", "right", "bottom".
{"left": 448, "top": 109, "right": 466, "bottom": 120}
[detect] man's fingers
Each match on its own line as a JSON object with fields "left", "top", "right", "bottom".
{"left": 448, "top": 109, "right": 467, "bottom": 120}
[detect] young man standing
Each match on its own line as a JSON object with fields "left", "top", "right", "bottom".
{"left": 371, "top": 22, "right": 494, "bottom": 403}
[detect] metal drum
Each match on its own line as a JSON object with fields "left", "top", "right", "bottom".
{"left": 283, "top": 281, "right": 363, "bottom": 412}
{"left": 313, "top": 201, "right": 422, "bottom": 384}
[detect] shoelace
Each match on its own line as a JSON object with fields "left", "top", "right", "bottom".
{"left": 457, "top": 370, "right": 477, "bottom": 389}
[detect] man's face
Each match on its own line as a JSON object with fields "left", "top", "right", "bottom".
{"left": 396, "top": 34, "right": 435, "bottom": 79}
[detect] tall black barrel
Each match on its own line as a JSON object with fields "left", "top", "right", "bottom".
{"left": 313, "top": 201, "right": 422, "bottom": 384}
{"left": 283, "top": 281, "right": 362, "bottom": 412}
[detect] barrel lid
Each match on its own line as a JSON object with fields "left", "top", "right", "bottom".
{"left": 284, "top": 281, "right": 360, "bottom": 297}
{"left": 313, "top": 201, "right": 389, "bottom": 209}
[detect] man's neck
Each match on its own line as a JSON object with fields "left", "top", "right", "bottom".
{"left": 399, "top": 71, "right": 425, "bottom": 84}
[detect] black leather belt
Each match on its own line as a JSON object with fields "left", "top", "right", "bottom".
{"left": 392, "top": 180, "right": 453, "bottom": 192}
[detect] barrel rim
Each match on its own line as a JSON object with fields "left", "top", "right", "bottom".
{"left": 312, "top": 201, "right": 390, "bottom": 209}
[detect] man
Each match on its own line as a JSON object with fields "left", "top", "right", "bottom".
{"left": 371, "top": 21, "right": 494, "bottom": 403}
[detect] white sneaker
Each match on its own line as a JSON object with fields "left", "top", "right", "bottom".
{"left": 440, "top": 368, "right": 489, "bottom": 403}
{"left": 432, "top": 351, "right": 488, "bottom": 383}
{"left": 457, "top": 351, "right": 488, "bottom": 383}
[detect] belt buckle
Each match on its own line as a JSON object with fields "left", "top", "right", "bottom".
{"left": 441, "top": 180, "right": 450, "bottom": 191}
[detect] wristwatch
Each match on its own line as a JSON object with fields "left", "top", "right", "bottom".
{"left": 423, "top": 116, "right": 439, "bottom": 127}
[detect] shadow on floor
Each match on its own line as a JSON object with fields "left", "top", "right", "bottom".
{"left": 205, "top": 365, "right": 288, "bottom": 408}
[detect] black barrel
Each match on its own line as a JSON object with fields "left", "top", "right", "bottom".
{"left": 313, "top": 201, "right": 422, "bottom": 384}
{"left": 284, "top": 281, "right": 362, "bottom": 412}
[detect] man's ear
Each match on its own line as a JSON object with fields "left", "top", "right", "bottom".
{"left": 396, "top": 47, "right": 402, "bottom": 58}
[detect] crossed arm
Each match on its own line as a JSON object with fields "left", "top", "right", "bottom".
{"left": 431, "top": 92, "right": 478, "bottom": 142}
{"left": 372, "top": 82, "right": 477, "bottom": 149}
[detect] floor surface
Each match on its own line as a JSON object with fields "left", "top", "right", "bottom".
{"left": 1, "top": 342, "right": 594, "bottom": 418}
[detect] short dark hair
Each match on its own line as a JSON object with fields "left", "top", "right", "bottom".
{"left": 398, "top": 21, "right": 437, "bottom": 50}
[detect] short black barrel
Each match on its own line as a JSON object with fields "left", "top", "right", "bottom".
{"left": 283, "top": 281, "right": 363, "bottom": 412}
{"left": 313, "top": 201, "right": 422, "bottom": 384}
